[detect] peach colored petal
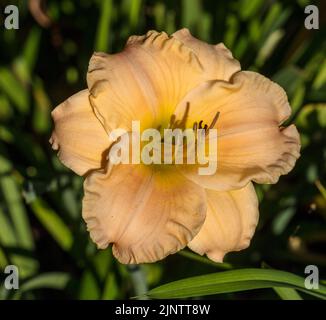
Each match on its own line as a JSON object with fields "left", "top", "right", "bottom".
{"left": 175, "top": 71, "right": 301, "bottom": 190}
{"left": 188, "top": 182, "right": 259, "bottom": 262}
{"left": 82, "top": 164, "right": 207, "bottom": 264}
{"left": 49, "top": 90, "right": 112, "bottom": 176}
{"left": 86, "top": 30, "right": 206, "bottom": 133}
{"left": 172, "top": 28, "right": 241, "bottom": 81}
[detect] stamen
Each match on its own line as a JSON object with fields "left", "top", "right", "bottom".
{"left": 168, "top": 102, "right": 190, "bottom": 130}
{"left": 205, "top": 111, "right": 220, "bottom": 136}
{"left": 174, "top": 120, "right": 180, "bottom": 128}
{"left": 208, "top": 111, "right": 220, "bottom": 130}
{"left": 169, "top": 114, "right": 176, "bottom": 128}
{"left": 193, "top": 111, "right": 220, "bottom": 136}
{"left": 178, "top": 102, "right": 190, "bottom": 130}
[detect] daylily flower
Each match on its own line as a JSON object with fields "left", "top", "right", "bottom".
{"left": 50, "top": 29, "right": 300, "bottom": 264}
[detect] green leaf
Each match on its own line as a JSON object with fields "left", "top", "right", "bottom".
{"left": 0, "top": 68, "right": 29, "bottom": 113}
{"left": 272, "top": 66, "right": 305, "bottom": 98}
{"left": 239, "top": 0, "right": 263, "bottom": 20}
{"left": 224, "top": 15, "right": 239, "bottom": 49}
{"left": 12, "top": 273, "right": 70, "bottom": 299}
{"left": 78, "top": 271, "right": 101, "bottom": 300}
{"left": 32, "top": 77, "right": 51, "bottom": 133}
{"left": 14, "top": 27, "right": 41, "bottom": 83}
{"left": 22, "top": 27, "right": 41, "bottom": 72}
{"left": 153, "top": 2, "right": 165, "bottom": 30}
{"left": 312, "top": 59, "right": 326, "bottom": 90}
{"left": 296, "top": 104, "right": 326, "bottom": 129}
{"left": 272, "top": 207, "right": 296, "bottom": 235}
{"left": 0, "top": 207, "right": 17, "bottom": 246}
{"left": 95, "top": 0, "right": 113, "bottom": 52}
{"left": 273, "top": 287, "right": 302, "bottom": 300}
{"left": 182, "top": 0, "right": 202, "bottom": 30}
{"left": 128, "top": 0, "right": 142, "bottom": 29}
{"left": 0, "top": 94, "right": 12, "bottom": 120}
{"left": 102, "top": 272, "right": 119, "bottom": 300}
{"left": 315, "top": 180, "right": 326, "bottom": 200}
{"left": 143, "top": 268, "right": 326, "bottom": 299}
{"left": 0, "top": 155, "right": 38, "bottom": 278}
{"left": 0, "top": 247, "right": 8, "bottom": 268}
{"left": 0, "top": 156, "right": 34, "bottom": 250}
{"left": 29, "top": 198, "right": 73, "bottom": 251}
{"left": 256, "top": 29, "right": 284, "bottom": 67}
{"left": 259, "top": 3, "right": 291, "bottom": 44}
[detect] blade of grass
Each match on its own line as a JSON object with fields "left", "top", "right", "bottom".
{"left": 315, "top": 180, "right": 326, "bottom": 200}
{"left": 29, "top": 198, "right": 73, "bottom": 251}
{"left": 128, "top": 0, "right": 142, "bottom": 30}
{"left": 14, "top": 27, "right": 41, "bottom": 83}
{"left": 0, "top": 68, "right": 29, "bottom": 113}
{"left": 143, "top": 268, "right": 326, "bottom": 299}
{"left": 12, "top": 273, "right": 70, "bottom": 299}
{"left": 32, "top": 77, "right": 51, "bottom": 133}
{"left": 0, "top": 156, "right": 34, "bottom": 250}
{"left": 182, "top": 0, "right": 202, "bottom": 30}
{"left": 0, "top": 207, "right": 17, "bottom": 246}
{"left": 0, "top": 155, "right": 38, "bottom": 278}
{"left": 273, "top": 287, "right": 303, "bottom": 300}
{"left": 95, "top": 0, "right": 113, "bottom": 52}
{"left": 79, "top": 271, "right": 101, "bottom": 300}
{"left": 0, "top": 246, "right": 8, "bottom": 268}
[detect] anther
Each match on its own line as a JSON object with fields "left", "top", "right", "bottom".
{"left": 169, "top": 114, "right": 176, "bottom": 128}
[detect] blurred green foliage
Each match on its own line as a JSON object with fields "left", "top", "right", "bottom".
{"left": 0, "top": 0, "right": 325, "bottom": 300}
